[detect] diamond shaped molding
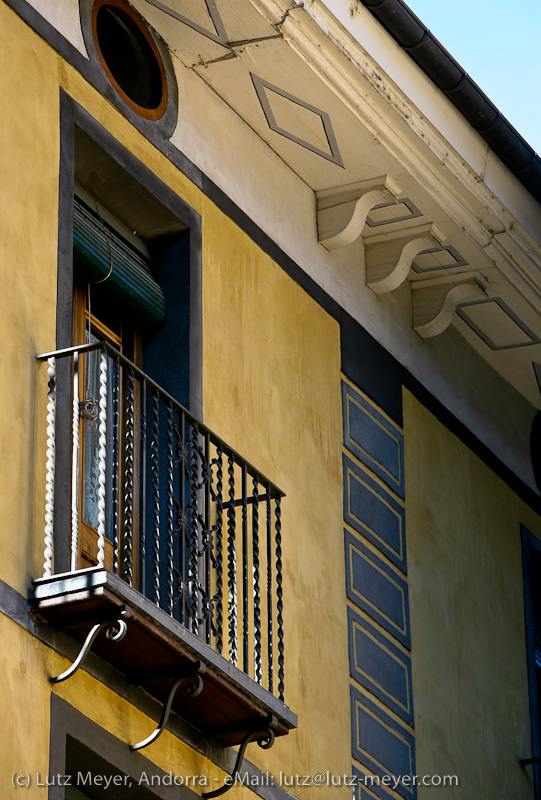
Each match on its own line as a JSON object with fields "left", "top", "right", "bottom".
{"left": 146, "top": 0, "right": 228, "bottom": 46}
{"left": 251, "top": 74, "right": 344, "bottom": 167}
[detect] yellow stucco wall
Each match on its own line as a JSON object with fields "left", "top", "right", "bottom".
{"left": 0, "top": 3, "right": 350, "bottom": 797}
{"left": 3, "top": 3, "right": 541, "bottom": 798}
{"left": 404, "top": 389, "right": 540, "bottom": 799}
{"left": 0, "top": 1, "right": 60, "bottom": 594}
{"left": 202, "top": 204, "right": 349, "bottom": 784}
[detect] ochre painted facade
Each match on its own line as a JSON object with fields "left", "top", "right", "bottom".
{"left": 404, "top": 390, "right": 541, "bottom": 798}
{"left": 1, "top": 1, "right": 540, "bottom": 799}
{"left": 2, "top": 4, "right": 350, "bottom": 796}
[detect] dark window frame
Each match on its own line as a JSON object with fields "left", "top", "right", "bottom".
{"left": 48, "top": 694, "right": 199, "bottom": 800}
{"left": 522, "top": 524, "right": 541, "bottom": 799}
{"left": 54, "top": 91, "right": 202, "bottom": 574}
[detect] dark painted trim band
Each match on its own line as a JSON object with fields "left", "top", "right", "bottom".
{"left": 340, "top": 310, "right": 541, "bottom": 514}
{"left": 520, "top": 526, "right": 541, "bottom": 797}
{"left": 0, "top": 578, "right": 295, "bottom": 800}
{"left": 5, "top": 0, "right": 540, "bottom": 513}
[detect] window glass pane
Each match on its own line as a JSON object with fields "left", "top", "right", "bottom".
{"left": 82, "top": 331, "right": 118, "bottom": 540}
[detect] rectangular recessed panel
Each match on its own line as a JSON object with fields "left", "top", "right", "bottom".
{"left": 457, "top": 298, "right": 540, "bottom": 350}
{"left": 351, "top": 688, "right": 416, "bottom": 800}
{"left": 342, "top": 383, "right": 405, "bottom": 498}
{"left": 365, "top": 198, "right": 422, "bottom": 227}
{"left": 345, "top": 531, "right": 410, "bottom": 649}
{"left": 344, "top": 456, "right": 406, "bottom": 573}
{"left": 411, "top": 244, "right": 468, "bottom": 272}
{"left": 348, "top": 608, "right": 413, "bottom": 725}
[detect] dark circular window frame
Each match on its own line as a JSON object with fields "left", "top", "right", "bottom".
{"left": 80, "top": 0, "right": 178, "bottom": 135}
{"left": 92, "top": 0, "right": 167, "bottom": 120}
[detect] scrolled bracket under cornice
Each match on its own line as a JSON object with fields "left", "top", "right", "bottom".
{"left": 317, "top": 176, "right": 401, "bottom": 250}
{"left": 365, "top": 223, "right": 447, "bottom": 294}
{"left": 412, "top": 272, "right": 488, "bottom": 339}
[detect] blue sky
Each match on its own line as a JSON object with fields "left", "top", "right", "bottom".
{"left": 404, "top": 0, "right": 541, "bottom": 154}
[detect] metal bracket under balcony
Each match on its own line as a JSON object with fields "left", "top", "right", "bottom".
{"left": 31, "top": 569, "right": 296, "bottom": 746}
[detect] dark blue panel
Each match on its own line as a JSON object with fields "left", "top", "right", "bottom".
{"left": 353, "top": 766, "right": 392, "bottom": 800}
{"left": 344, "top": 455, "right": 406, "bottom": 573}
{"left": 340, "top": 315, "right": 404, "bottom": 426}
{"left": 342, "top": 383, "right": 405, "bottom": 499}
{"left": 348, "top": 608, "right": 414, "bottom": 726}
{"left": 345, "top": 531, "right": 410, "bottom": 649}
{"left": 351, "top": 689, "right": 416, "bottom": 800}
{"left": 352, "top": 766, "right": 402, "bottom": 800}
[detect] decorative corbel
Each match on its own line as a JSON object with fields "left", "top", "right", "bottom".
{"left": 202, "top": 716, "right": 278, "bottom": 799}
{"left": 317, "top": 176, "right": 401, "bottom": 250}
{"left": 412, "top": 272, "right": 488, "bottom": 338}
{"left": 365, "top": 223, "right": 447, "bottom": 294}
{"left": 49, "top": 608, "right": 130, "bottom": 684}
{"left": 129, "top": 661, "right": 206, "bottom": 751}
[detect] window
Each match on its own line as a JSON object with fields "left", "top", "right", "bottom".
{"left": 91, "top": 0, "right": 167, "bottom": 120}
{"left": 72, "top": 185, "right": 162, "bottom": 571}
{"left": 70, "top": 172, "right": 192, "bottom": 594}
{"left": 51, "top": 114, "right": 201, "bottom": 580}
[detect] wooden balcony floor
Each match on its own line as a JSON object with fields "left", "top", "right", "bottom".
{"left": 31, "top": 568, "right": 297, "bottom": 746}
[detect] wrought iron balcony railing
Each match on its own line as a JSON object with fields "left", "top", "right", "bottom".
{"left": 34, "top": 343, "right": 291, "bottom": 734}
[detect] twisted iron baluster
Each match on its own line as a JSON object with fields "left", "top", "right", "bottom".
{"left": 204, "top": 434, "right": 211, "bottom": 645}
{"left": 227, "top": 454, "right": 237, "bottom": 666}
{"left": 111, "top": 359, "right": 120, "bottom": 574}
{"left": 43, "top": 357, "right": 56, "bottom": 578}
{"left": 70, "top": 352, "right": 80, "bottom": 571}
{"left": 123, "top": 368, "right": 135, "bottom": 585}
{"left": 275, "top": 495, "right": 284, "bottom": 702}
{"left": 215, "top": 445, "right": 223, "bottom": 654}
{"left": 151, "top": 392, "right": 160, "bottom": 606}
{"left": 179, "top": 412, "right": 187, "bottom": 626}
{"left": 96, "top": 351, "right": 108, "bottom": 567}
{"left": 166, "top": 404, "right": 175, "bottom": 615}
{"left": 139, "top": 380, "right": 147, "bottom": 596}
{"left": 241, "top": 466, "right": 248, "bottom": 673}
{"left": 252, "top": 476, "right": 262, "bottom": 684}
{"left": 189, "top": 423, "right": 200, "bottom": 635}
{"left": 266, "top": 487, "right": 273, "bottom": 693}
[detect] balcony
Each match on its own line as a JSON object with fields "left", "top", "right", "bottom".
{"left": 31, "top": 342, "right": 296, "bottom": 749}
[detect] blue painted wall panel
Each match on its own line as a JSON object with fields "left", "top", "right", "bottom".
{"left": 344, "top": 455, "right": 406, "bottom": 573}
{"left": 345, "top": 531, "right": 411, "bottom": 649}
{"left": 348, "top": 608, "right": 414, "bottom": 725}
{"left": 353, "top": 767, "right": 397, "bottom": 800}
{"left": 351, "top": 689, "right": 416, "bottom": 800}
{"left": 342, "top": 382, "right": 405, "bottom": 498}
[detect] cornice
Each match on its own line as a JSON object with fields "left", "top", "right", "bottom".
{"left": 248, "top": 0, "right": 541, "bottom": 313}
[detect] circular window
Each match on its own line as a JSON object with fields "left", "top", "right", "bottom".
{"left": 92, "top": 0, "right": 167, "bottom": 120}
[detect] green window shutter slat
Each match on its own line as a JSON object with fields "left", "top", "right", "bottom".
{"left": 73, "top": 198, "right": 166, "bottom": 326}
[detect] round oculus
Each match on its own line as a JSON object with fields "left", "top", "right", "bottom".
{"left": 92, "top": 0, "right": 167, "bottom": 120}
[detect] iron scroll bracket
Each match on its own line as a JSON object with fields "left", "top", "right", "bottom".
{"left": 49, "top": 609, "right": 129, "bottom": 684}
{"left": 130, "top": 661, "right": 206, "bottom": 751}
{"left": 202, "top": 716, "right": 277, "bottom": 799}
